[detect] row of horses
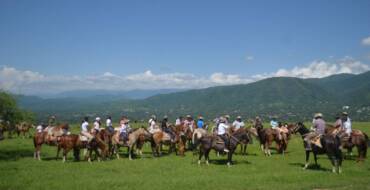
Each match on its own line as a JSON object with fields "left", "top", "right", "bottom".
{"left": 2, "top": 121, "right": 368, "bottom": 173}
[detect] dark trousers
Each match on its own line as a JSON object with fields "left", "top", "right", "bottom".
{"left": 218, "top": 134, "right": 229, "bottom": 148}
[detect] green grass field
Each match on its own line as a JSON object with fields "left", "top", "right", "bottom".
{"left": 0, "top": 122, "right": 369, "bottom": 190}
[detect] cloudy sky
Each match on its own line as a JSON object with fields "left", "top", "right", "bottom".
{"left": 1, "top": 0, "right": 370, "bottom": 95}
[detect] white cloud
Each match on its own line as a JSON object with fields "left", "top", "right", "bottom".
{"left": 362, "top": 36, "right": 370, "bottom": 46}
{"left": 1, "top": 57, "right": 369, "bottom": 95}
{"left": 246, "top": 56, "right": 254, "bottom": 61}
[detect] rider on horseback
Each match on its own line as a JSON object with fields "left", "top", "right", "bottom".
{"left": 161, "top": 115, "right": 175, "bottom": 141}
{"left": 93, "top": 117, "right": 101, "bottom": 133}
{"left": 119, "top": 117, "right": 130, "bottom": 142}
{"left": 304, "top": 113, "right": 326, "bottom": 149}
{"left": 232, "top": 116, "right": 245, "bottom": 130}
{"left": 218, "top": 117, "right": 230, "bottom": 153}
{"left": 81, "top": 117, "right": 94, "bottom": 143}
{"left": 197, "top": 116, "right": 205, "bottom": 129}
{"left": 338, "top": 112, "right": 352, "bottom": 148}
{"left": 184, "top": 115, "right": 195, "bottom": 132}
{"left": 270, "top": 116, "right": 282, "bottom": 140}
{"left": 106, "top": 116, "right": 114, "bottom": 134}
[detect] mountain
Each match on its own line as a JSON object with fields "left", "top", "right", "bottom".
{"left": 38, "top": 89, "right": 186, "bottom": 99}
{"left": 16, "top": 72, "right": 370, "bottom": 122}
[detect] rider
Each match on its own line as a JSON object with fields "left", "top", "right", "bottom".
{"left": 224, "top": 115, "right": 230, "bottom": 125}
{"left": 197, "top": 116, "right": 205, "bottom": 129}
{"left": 339, "top": 112, "right": 352, "bottom": 147}
{"left": 304, "top": 113, "right": 326, "bottom": 148}
{"left": 81, "top": 117, "right": 94, "bottom": 143}
{"left": 93, "top": 117, "right": 101, "bottom": 133}
{"left": 36, "top": 123, "right": 44, "bottom": 133}
{"left": 254, "top": 116, "right": 263, "bottom": 129}
{"left": 217, "top": 117, "right": 230, "bottom": 153}
{"left": 48, "top": 115, "right": 56, "bottom": 127}
{"left": 161, "top": 115, "right": 175, "bottom": 141}
{"left": 148, "top": 115, "right": 159, "bottom": 134}
{"left": 106, "top": 116, "right": 114, "bottom": 133}
{"left": 334, "top": 114, "right": 343, "bottom": 128}
{"left": 119, "top": 118, "right": 130, "bottom": 142}
{"left": 184, "top": 115, "right": 195, "bottom": 132}
{"left": 232, "top": 116, "right": 245, "bottom": 130}
{"left": 175, "top": 116, "right": 183, "bottom": 126}
{"left": 270, "top": 116, "right": 282, "bottom": 140}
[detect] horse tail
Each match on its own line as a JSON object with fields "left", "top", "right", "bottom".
{"left": 192, "top": 129, "right": 202, "bottom": 147}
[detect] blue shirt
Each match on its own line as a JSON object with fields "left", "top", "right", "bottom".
{"left": 270, "top": 120, "right": 278, "bottom": 129}
{"left": 197, "top": 120, "right": 204, "bottom": 128}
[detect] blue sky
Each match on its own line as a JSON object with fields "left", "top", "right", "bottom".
{"left": 1, "top": 0, "right": 370, "bottom": 94}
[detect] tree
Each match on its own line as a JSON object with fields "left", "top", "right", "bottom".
{"left": 0, "top": 91, "right": 35, "bottom": 125}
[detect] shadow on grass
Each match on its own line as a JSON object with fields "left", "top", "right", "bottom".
{"left": 289, "top": 162, "right": 332, "bottom": 172}
{"left": 208, "top": 159, "right": 251, "bottom": 165}
{"left": 0, "top": 149, "right": 34, "bottom": 161}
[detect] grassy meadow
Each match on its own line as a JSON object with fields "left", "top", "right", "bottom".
{"left": 0, "top": 122, "right": 369, "bottom": 190}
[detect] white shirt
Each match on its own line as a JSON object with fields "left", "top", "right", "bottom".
{"left": 93, "top": 121, "right": 100, "bottom": 130}
{"left": 36, "top": 125, "right": 43, "bottom": 133}
{"left": 120, "top": 124, "right": 129, "bottom": 133}
{"left": 81, "top": 121, "right": 89, "bottom": 132}
{"left": 106, "top": 119, "right": 112, "bottom": 127}
{"left": 232, "top": 120, "right": 245, "bottom": 129}
{"left": 148, "top": 120, "right": 157, "bottom": 133}
{"left": 218, "top": 123, "right": 229, "bottom": 135}
{"left": 175, "top": 118, "right": 181, "bottom": 126}
{"left": 343, "top": 118, "right": 352, "bottom": 134}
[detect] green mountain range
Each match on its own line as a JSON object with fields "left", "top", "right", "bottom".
{"left": 17, "top": 71, "right": 370, "bottom": 123}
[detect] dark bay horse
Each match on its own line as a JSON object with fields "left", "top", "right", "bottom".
{"left": 293, "top": 122, "right": 343, "bottom": 173}
{"left": 325, "top": 125, "right": 368, "bottom": 162}
{"left": 195, "top": 128, "right": 250, "bottom": 166}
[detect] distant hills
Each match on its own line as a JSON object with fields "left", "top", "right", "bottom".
{"left": 17, "top": 71, "right": 370, "bottom": 123}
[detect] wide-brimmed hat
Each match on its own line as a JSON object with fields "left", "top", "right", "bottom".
{"left": 95, "top": 117, "right": 101, "bottom": 121}
{"left": 199, "top": 116, "right": 204, "bottom": 120}
{"left": 123, "top": 119, "right": 130, "bottom": 123}
{"left": 342, "top": 112, "right": 348, "bottom": 116}
{"left": 151, "top": 115, "right": 156, "bottom": 119}
{"left": 163, "top": 115, "right": 168, "bottom": 119}
{"left": 186, "top": 115, "right": 192, "bottom": 118}
{"left": 314, "top": 113, "right": 323, "bottom": 118}
{"left": 225, "top": 115, "right": 230, "bottom": 119}
{"left": 236, "top": 116, "right": 242, "bottom": 119}
{"left": 219, "top": 117, "right": 226, "bottom": 123}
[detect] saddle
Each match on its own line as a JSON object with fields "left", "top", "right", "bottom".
{"left": 79, "top": 135, "right": 88, "bottom": 142}
{"left": 310, "top": 135, "right": 322, "bottom": 148}
{"left": 214, "top": 136, "right": 226, "bottom": 145}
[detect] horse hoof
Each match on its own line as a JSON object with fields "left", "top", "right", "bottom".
{"left": 206, "top": 161, "right": 209, "bottom": 165}
{"left": 198, "top": 160, "right": 201, "bottom": 165}
{"left": 227, "top": 162, "right": 231, "bottom": 167}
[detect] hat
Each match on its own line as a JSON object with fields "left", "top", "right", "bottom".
{"left": 96, "top": 117, "right": 101, "bottom": 121}
{"left": 123, "top": 119, "right": 130, "bottom": 123}
{"left": 236, "top": 116, "right": 242, "bottom": 119}
{"left": 163, "top": 115, "right": 168, "bottom": 119}
{"left": 342, "top": 112, "right": 348, "bottom": 116}
{"left": 151, "top": 115, "right": 156, "bottom": 119}
{"left": 199, "top": 116, "right": 204, "bottom": 120}
{"left": 219, "top": 117, "right": 226, "bottom": 123}
{"left": 186, "top": 115, "right": 192, "bottom": 118}
{"left": 314, "top": 113, "right": 323, "bottom": 118}
{"left": 225, "top": 115, "right": 230, "bottom": 119}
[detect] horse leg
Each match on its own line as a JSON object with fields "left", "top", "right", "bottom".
{"left": 243, "top": 144, "right": 247, "bottom": 156}
{"left": 304, "top": 151, "right": 310, "bottom": 169}
{"left": 198, "top": 148, "right": 203, "bottom": 165}
{"left": 313, "top": 152, "right": 318, "bottom": 166}
{"left": 227, "top": 150, "right": 234, "bottom": 167}
{"left": 205, "top": 149, "right": 211, "bottom": 165}
{"left": 62, "top": 148, "right": 67, "bottom": 163}
{"left": 56, "top": 145, "right": 61, "bottom": 160}
{"left": 128, "top": 146, "right": 132, "bottom": 160}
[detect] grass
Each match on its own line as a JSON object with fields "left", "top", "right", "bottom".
{"left": 0, "top": 122, "right": 369, "bottom": 190}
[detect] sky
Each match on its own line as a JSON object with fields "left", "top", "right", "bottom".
{"left": 1, "top": 0, "right": 370, "bottom": 95}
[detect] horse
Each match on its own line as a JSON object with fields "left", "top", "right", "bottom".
{"left": 111, "top": 127, "right": 151, "bottom": 160}
{"left": 33, "top": 124, "right": 68, "bottom": 160}
{"left": 292, "top": 122, "right": 343, "bottom": 173}
{"left": 257, "top": 127, "right": 289, "bottom": 156}
{"left": 237, "top": 127, "right": 258, "bottom": 155}
{"left": 150, "top": 128, "right": 178, "bottom": 157}
{"left": 325, "top": 125, "right": 368, "bottom": 162}
{"left": 195, "top": 128, "right": 250, "bottom": 166}
{"left": 16, "top": 122, "right": 34, "bottom": 138}
{"left": 56, "top": 132, "right": 108, "bottom": 163}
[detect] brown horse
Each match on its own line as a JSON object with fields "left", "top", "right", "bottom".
{"left": 33, "top": 124, "right": 68, "bottom": 160}
{"left": 196, "top": 128, "right": 251, "bottom": 166}
{"left": 16, "top": 122, "right": 34, "bottom": 138}
{"left": 111, "top": 127, "right": 151, "bottom": 160}
{"left": 150, "top": 128, "right": 178, "bottom": 157}
{"left": 257, "top": 127, "right": 289, "bottom": 156}
{"left": 56, "top": 132, "right": 108, "bottom": 163}
{"left": 325, "top": 125, "right": 368, "bottom": 162}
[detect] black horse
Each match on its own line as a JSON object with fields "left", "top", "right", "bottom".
{"left": 195, "top": 128, "right": 250, "bottom": 166}
{"left": 293, "top": 122, "right": 343, "bottom": 173}
{"left": 0, "top": 127, "right": 4, "bottom": 141}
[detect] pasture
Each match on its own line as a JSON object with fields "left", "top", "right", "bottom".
{"left": 0, "top": 122, "right": 369, "bottom": 190}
